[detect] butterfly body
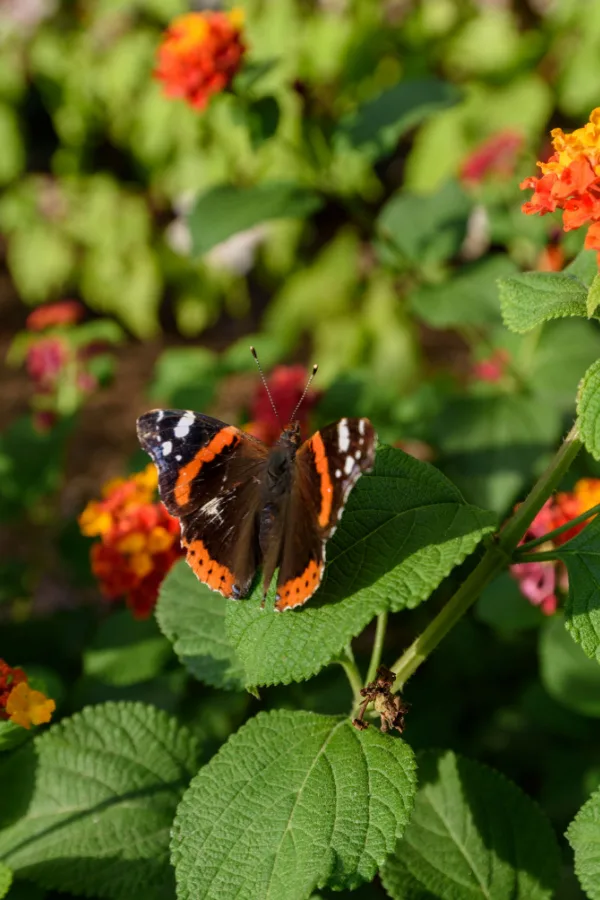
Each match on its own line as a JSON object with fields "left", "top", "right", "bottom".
{"left": 137, "top": 409, "right": 376, "bottom": 610}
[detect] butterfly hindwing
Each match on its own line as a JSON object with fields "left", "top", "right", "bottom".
{"left": 274, "top": 417, "right": 376, "bottom": 611}
{"left": 137, "top": 409, "right": 268, "bottom": 598}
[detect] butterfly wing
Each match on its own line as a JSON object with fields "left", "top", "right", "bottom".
{"left": 137, "top": 410, "right": 268, "bottom": 598}
{"left": 274, "top": 417, "right": 376, "bottom": 611}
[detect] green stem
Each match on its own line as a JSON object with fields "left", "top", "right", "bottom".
{"left": 516, "top": 501, "right": 600, "bottom": 553}
{"left": 337, "top": 646, "right": 363, "bottom": 708}
{"left": 391, "top": 423, "right": 582, "bottom": 689}
{"left": 365, "top": 611, "right": 388, "bottom": 686}
{"left": 513, "top": 550, "right": 558, "bottom": 563}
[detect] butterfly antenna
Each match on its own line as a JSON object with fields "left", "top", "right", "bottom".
{"left": 250, "top": 346, "right": 282, "bottom": 428}
{"left": 290, "top": 363, "right": 318, "bottom": 422}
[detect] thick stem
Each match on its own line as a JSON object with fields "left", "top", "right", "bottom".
{"left": 365, "top": 611, "right": 388, "bottom": 686}
{"left": 391, "top": 423, "right": 581, "bottom": 689}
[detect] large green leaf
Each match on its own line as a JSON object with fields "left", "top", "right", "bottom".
{"left": 188, "top": 183, "right": 322, "bottom": 255}
{"left": 577, "top": 358, "right": 600, "bottom": 461}
{"left": 409, "top": 255, "right": 516, "bottom": 328}
{"left": 172, "top": 710, "right": 416, "bottom": 900}
{"left": 0, "top": 864, "right": 12, "bottom": 900}
{"left": 156, "top": 562, "right": 245, "bottom": 691}
{"left": 498, "top": 272, "right": 589, "bottom": 334}
{"left": 553, "top": 517, "right": 600, "bottom": 662}
{"left": 224, "top": 447, "right": 495, "bottom": 687}
{"left": 381, "top": 750, "right": 560, "bottom": 900}
{"left": 0, "top": 703, "right": 200, "bottom": 900}
{"left": 335, "top": 78, "right": 460, "bottom": 162}
{"left": 539, "top": 615, "right": 600, "bottom": 718}
{"left": 567, "top": 786, "right": 600, "bottom": 899}
{"left": 84, "top": 610, "right": 173, "bottom": 687}
{"left": 566, "top": 248, "right": 599, "bottom": 288}
{"left": 434, "top": 394, "right": 562, "bottom": 514}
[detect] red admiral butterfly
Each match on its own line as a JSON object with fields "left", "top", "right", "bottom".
{"left": 136, "top": 351, "right": 376, "bottom": 611}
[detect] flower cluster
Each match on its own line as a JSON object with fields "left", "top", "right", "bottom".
{"left": 0, "top": 660, "right": 55, "bottom": 730}
{"left": 244, "top": 365, "right": 322, "bottom": 445}
{"left": 511, "top": 479, "right": 600, "bottom": 614}
{"left": 79, "top": 465, "right": 182, "bottom": 618}
{"left": 12, "top": 300, "right": 110, "bottom": 431}
{"left": 520, "top": 108, "right": 600, "bottom": 260}
{"left": 155, "top": 10, "right": 245, "bottom": 111}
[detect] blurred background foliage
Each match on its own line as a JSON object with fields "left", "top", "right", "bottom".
{"left": 3, "top": 1, "right": 600, "bottom": 897}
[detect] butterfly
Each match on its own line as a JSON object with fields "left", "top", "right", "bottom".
{"left": 136, "top": 351, "right": 376, "bottom": 611}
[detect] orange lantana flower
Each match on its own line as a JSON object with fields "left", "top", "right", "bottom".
{"left": 0, "top": 660, "right": 55, "bottom": 730}
{"left": 521, "top": 108, "right": 600, "bottom": 262}
{"left": 155, "top": 9, "right": 246, "bottom": 111}
{"left": 79, "top": 464, "right": 182, "bottom": 618}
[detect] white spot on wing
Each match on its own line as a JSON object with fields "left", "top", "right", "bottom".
{"left": 335, "top": 469, "right": 342, "bottom": 479}
{"left": 162, "top": 441, "right": 172, "bottom": 456}
{"left": 156, "top": 410, "right": 164, "bottom": 422}
{"left": 358, "top": 418, "right": 366, "bottom": 436}
{"left": 338, "top": 418, "right": 350, "bottom": 452}
{"left": 344, "top": 455, "right": 354, "bottom": 475}
{"left": 355, "top": 450, "right": 361, "bottom": 460}
{"left": 202, "top": 497, "right": 223, "bottom": 524}
{"left": 176, "top": 454, "right": 182, "bottom": 461}
{"left": 174, "top": 411, "right": 194, "bottom": 438}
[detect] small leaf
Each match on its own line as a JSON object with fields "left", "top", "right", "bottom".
{"left": 566, "top": 247, "right": 599, "bottom": 287}
{"left": 225, "top": 447, "right": 495, "bottom": 687}
{"left": 188, "top": 183, "right": 322, "bottom": 256}
{"left": 377, "top": 180, "right": 471, "bottom": 267}
{"left": 246, "top": 96, "right": 280, "bottom": 148}
{"left": 410, "top": 255, "right": 516, "bottom": 327}
{"left": 567, "top": 785, "right": 600, "bottom": 899}
{"left": 381, "top": 750, "right": 560, "bottom": 900}
{"left": 587, "top": 272, "right": 600, "bottom": 317}
{"left": 577, "top": 358, "right": 600, "bottom": 460}
{"left": 335, "top": 78, "right": 460, "bottom": 162}
{"left": 0, "top": 863, "right": 12, "bottom": 899}
{"left": 84, "top": 610, "right": 173, "bottom": 687}
{"left": 540, "top": 615, "right": 600, "bottom": 717}
{"left": 0, "top": 702, "right": 201, "bottom": 900}
{"left": 157, "top": 562, "right": 246, "bottom": 691}
{"left": 147, "top": 347, "right": 219, "bottom": 411}
{"left": 499, "top": 271, "right": 589, "bottom": 333}
{"left": 172, "top": 710, "right": 416, "bottom": 900}
{"left": 553, "top": 516, "right": 600, "bottom": 661}
{"left": 0, "top": 721, "right": 30, "bottom": 754}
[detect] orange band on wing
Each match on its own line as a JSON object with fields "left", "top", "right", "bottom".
{"left": 174, "top": 426, "right": 239, "bottom": 507}
{"left": 275, "top": 560, "right": 323, "bottom": 611}
{"left": 183, "top": 538, "right": 237, "bottom": 597}
{"left": 311, "top": 432, "right": 333, "bottom": 528}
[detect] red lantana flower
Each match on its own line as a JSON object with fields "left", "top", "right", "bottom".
{"left": 0, "top": 660, "right": 55, "bottom": 730}
{"left": 461, "top": 130, "right": 523, "bottom": 184}
{"left": 520, "top": 109, "right": 600, "bottom": 262}
{"left": 79, "top": 465, "right": 182, "bottom": 618}
{"left": 26, "top": 300, "right": 84, "bottom": 331}
{"left": 244, "top": 365, "right": 322, "bottom": 445}
{"left": 155, "top": 9, "right": 246, "bottom": 111}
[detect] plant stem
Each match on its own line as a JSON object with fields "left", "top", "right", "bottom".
{"left": 390, "top": 423, "right": 582, "bottom": 689}
{"left": 337, "top": 646, "right": 363, "bottom": 707}
{"left": 516, "top": 501, "right": 600, "bottom": 553}
{"left": 365, "top": 611, "right": 388, "bottom": 686}
{"left": 513, "top": 550, "right": 558, "bottom": 563}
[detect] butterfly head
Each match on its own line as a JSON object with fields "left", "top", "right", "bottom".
{"left": 279, "top": 420, "right": 302, "bottom": 449}
{"left": 250, "top": 346, "right": 318, "bottom": 446}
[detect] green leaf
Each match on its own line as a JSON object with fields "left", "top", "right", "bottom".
{"left": 156, "top": 562, "right": 245, "bottom": 691}
{"left": 188, "top": 183, "right": 323, "bottom": 256}
{"left": 0, "top": 702, "right": 200, "bottom": 900}
{"left": 147, "top": 347, "right": 218, "bottom": 410}
{"left": 553, "top": 516, "right": 600, "bottom": 662}
{"left": 377, "top": 180, "right": 471, "bottom": 267}
{"left": 84, "top": 611, "right": 173, "bottom": 687}
{"left": 566, "top": 248, "right": 599, "bottom": 288}
{"left": 475, "top": 571, "right": 545, "bottom": 632}
{"left": 577, "top": 358, "right": 600, "bottom": 461}
{"left": 246, "top": 96, "right": 280, "bottom": 148}
{"left": 381, "top": 749, "right": 560, "bottom": 900}
{"left": 499, "top": 272, "right": 589, "bottom": 333}
{"left": 172, "top": 710, "right": 416, "bottom": 899}
{"left": 225, "top": 446, "right": 495, "bottom": 687}
{"left": 587, "top": 272, "right": 600, "bottom": 317}
{"left": 410, "top": 255, "right": 517, "bottom": 327}
{"left": 567, "top": 785, "right": 600, "bottom": 900}
{"left": 0, "top": 864, "right": 12, "bottom": 899}
{"left": 540, "top": 615, "right": 600, "bottom": 718}
{"left": 434, "top": 394, "right": 562, "bottom": 514}
{"left": 335, "top": 79, "right": 460, "bottom": 162}
{"left": 0, "top": 721, "right": 30, "bottom": 754}
{"left": 529, "top": 318, "right": 600, "bottom": 412}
